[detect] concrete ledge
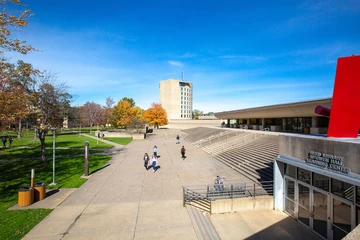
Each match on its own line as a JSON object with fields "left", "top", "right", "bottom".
{"left": 210, "top": 196, "right": 274, "bottom": 214}
{"left": 94, "top": 131, "right": 144, "bottom": 139}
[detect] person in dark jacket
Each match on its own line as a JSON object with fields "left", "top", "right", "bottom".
{"left": 181, "top": 146, "right": 186, "bottom": 160}
{"left": 143, "top": 153, "right": 150, "bottom": 170}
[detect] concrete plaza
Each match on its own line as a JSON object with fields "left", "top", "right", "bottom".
{"left": 22, "top": 128, "right": 320, "bottom": 240}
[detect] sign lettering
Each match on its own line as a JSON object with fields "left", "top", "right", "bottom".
{"left": 306, "top": 151, "right": 351, "bottom": 174}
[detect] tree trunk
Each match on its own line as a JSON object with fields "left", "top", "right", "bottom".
{"left": 18, "top": 119, "right": 22, "bottom": 138}
{"left": 39, "top": 130, "right": 47, "bottom": 164}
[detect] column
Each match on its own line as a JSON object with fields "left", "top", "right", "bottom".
{"left": 282, "top": 118, "right": 286, "bottom": 132}
{"left": 274, "top": 159, "right": 284, "bottom": 211}
{"left": 311, "top": 117, "right": 318, "bottom": 127}
{"left": 310, "top": 116, "right": 319, "bottom": 134}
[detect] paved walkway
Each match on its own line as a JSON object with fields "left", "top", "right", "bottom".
{"left": 22, "top": 129, "right": 320, "bottom": 240}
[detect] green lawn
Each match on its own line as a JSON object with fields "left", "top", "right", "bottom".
{"left": 7, "top": 133, "right": 113, "bottom": 149}
{"left": 104, "top": 137, "right": 132, "bottom": 145}
{"left": 0, "top": 133, "right": 113, "bottom": 160}
{"left": 0, "top": 131, "right": 120, "bottom": 240}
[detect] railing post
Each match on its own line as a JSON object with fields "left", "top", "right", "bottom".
{"left": 231, "top": 185, "right": 233, "bottom": 198}
{"left": 253, "top": 183, "right": 256, "bottom": 198}
{"left": 183, "top": 187, "right": 186, "bottom": 207}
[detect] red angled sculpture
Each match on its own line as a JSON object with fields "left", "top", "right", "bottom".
{"left": 316, "top": 55, "right": 360, "bottom": 138}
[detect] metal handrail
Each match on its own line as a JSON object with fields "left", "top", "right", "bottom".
{"left": 207, "top": 132, "right": 261, "bottom": 154}
{"left": 194, "top": 130, "right": 237, "bottom": 147}
{"left": 183, "top": 181, "right": 273, "bottom": 206}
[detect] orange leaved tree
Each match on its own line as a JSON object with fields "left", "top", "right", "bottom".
{"left": 143, "top": 103, "right": 168, "bottom": 129}
{"left": 110, "top": 100, "right": 140, "bottom": 129}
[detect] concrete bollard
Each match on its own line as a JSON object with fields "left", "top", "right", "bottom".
{"left": 84, "top": 141, "right": 89, "bottom": 176}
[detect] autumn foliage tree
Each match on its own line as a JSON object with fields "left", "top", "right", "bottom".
{"left": 0, "top": 0, "right": 34, "bottom": 57}
{"left": 0, "top": 0, "right": 35, "bottom": 130}
{"left": 143, "top": 103, "right": 168, "bottom": 129}
{"left": 0, "top": 63, "right": 29, "bottom": 130}
{"left": 110, "top": 99, "right": 141, "bottom": 129}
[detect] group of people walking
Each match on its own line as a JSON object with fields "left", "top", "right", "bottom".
{"left": 142, "top": 136, "right": 187, "bottom": 173}
{"left": 1, "top": 136, "right": 13, "bottom": 148}
{"left": 177, "top": 135, "right": 186, "bottom": 160}
{"left": 143, "top": 145, "right": 159, "bottom": 173}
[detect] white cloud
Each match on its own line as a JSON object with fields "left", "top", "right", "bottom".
{"left": 168, "top": 60, "right": 184, "bottom": 67}
{"left": 219, "top": 55, "right": 267, "bottom": 61}
{"left": 181, "top": 52, "right": 197, "bottom": 58}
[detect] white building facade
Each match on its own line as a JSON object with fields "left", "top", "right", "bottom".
{"left": 159, "top": 79, "right": 193, "bottom": 120}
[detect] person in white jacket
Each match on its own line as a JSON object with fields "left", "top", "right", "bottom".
{"left": 153, "top": 145, "right": 158, "bottom": 157}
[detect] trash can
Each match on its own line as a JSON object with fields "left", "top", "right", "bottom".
{"left": 34, "top": 182, "right": 46, "bottom": 201}
{"left": 18, "top": 186, "right": 33, "bottom": 207}
{"left": 304, "top": 127, "right": 310, "bottom": 134}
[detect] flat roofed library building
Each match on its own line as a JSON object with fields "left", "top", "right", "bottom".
{"left": 214, "top": 98, "right": 360, "bottom": 240}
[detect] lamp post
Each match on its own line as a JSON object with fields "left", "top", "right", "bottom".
{"left": 49, "top": 128, "right": 57, "bottom": 185}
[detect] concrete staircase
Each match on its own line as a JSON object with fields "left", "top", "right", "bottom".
{"left": 211, "top": 135, "right": 279, "bottom": 182}
{"left": 182, "top": 127, "right": 231, "bottom": 145}
{"left": 186, "top": 206, "right": 221, "bottom": 240}
{"left": 185, "top": 127, "right": 279, "bottom": 183}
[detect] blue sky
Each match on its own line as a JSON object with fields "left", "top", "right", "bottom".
{"left": 6, "top": 0, "right": 360, "bottom": 112}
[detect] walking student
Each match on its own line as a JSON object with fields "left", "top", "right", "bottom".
{"left": 153, "top": 145, "right": 158, "bottom": 157}
{"left": 181, "top": 146, "right": 186, "bottom": 160}
{"left": 151, "top": 154, "right": 157, "bottom": 173}
{"left": 9, "top": 137, "right": 13, "bottom": 147}
{"left": 143, "top": 153, "right": 150, "bottom": 170}
{"left": 176, "top": 135, "right": 180, "bottom": 144}
{"left": 1, "top": 137, "right": 6, "bottom": 148}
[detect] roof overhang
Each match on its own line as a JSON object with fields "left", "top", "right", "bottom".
{"left": 214, "top": 98, "right": 332, "bottom": 119}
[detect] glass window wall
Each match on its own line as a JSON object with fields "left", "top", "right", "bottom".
{"left": 313, "top": 172, "right": 329, "bottom": 191}
{"left": 332, "top": 178, "right": 354, "bottom": 202}
{"left": 333, "top": 198, "right": 351, "bottom": 238}
{"left": 298, "top": 168, "right": 311, "bottom": 184}
{"left": 282, "top": 163, "right": 358, "bottom": 239}
{"left": 284, "top": 164, "right": 296, "bottom": 178}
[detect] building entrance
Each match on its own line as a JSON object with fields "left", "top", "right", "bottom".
{"left": 284, "top": 174, "right": 353, "bottom": 240}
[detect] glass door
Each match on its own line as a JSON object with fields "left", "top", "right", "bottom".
{"left": 298, "top": 183, "right": 311, "bottom": 227}
{"left": 332, "top": 196, "right": 352, "bottom": 240}
{"left": 285, "top": 176, "right": 295, "bottom": 217}
{"left": 312, "top": 189, "right": 329, "bottom": 239}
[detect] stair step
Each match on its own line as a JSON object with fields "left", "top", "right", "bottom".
{"left": 186, "top": 205, "right": 221, "bottom": 240}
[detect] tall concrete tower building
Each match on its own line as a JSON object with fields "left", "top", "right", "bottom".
{"left": 159, "top": 79, "right": 193, "bottom": 120}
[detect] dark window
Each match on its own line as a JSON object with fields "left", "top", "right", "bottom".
{"left": 318, "top": 117, "right": 329, "bottom": 128}
{"left": 332, "top": 178, "right": 354, "bottom": 202}
{"left": 284, "top": 164, "right": 296, "bottom": 178}
{"left": 284, "top": 117, "right": 311, "bottom": 133}
{"left": 313, "top": 172, "right": 329, "bottom": 191}
{"left": 298, "top": 168, "right": 311, "bottom": 184}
